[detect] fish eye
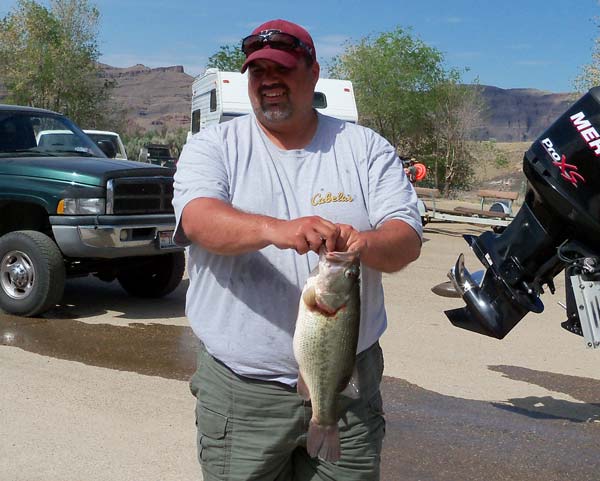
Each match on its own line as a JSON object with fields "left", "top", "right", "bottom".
{"left": 345, "top": 267, "right": 358, "bottom": 278}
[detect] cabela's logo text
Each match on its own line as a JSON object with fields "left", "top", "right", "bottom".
{"left": 311, "top": 192, "right": 354, "bottom": 206}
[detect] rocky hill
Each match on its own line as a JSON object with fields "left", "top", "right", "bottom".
{"left": 100, "top": 64, "right": 194, "bottom": 132}
{"left": 0, "top": 64, "right": 580, "bottom": 140}
{"left": 474, "top": 86, "right": 576, "bottom": 142}
{"left": 102, "top": 65, "right": 575, "bottom": 141}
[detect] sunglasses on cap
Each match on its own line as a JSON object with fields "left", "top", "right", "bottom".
{"left": 241, "top": 30, "right": 314, "bottom": 58}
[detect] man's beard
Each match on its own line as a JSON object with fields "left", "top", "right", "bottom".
{"left": 257, "top": 85, "right": 293, "bottom": 122}
{"left": 260, "top": 102, "right": 293, "bottom": 122}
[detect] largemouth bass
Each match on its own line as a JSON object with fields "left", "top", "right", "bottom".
{"left": 293, "top": 248, "right": 360, "bottom": 462}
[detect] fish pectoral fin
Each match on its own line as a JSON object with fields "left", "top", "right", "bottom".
{"left": 297, "top": 373, "right": 311, "bottom": 401}
{"left": 302, "top": 285, "right": 317, "bottom": 309}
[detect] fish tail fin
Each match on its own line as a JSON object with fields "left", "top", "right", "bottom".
{"left": 307, "top": 420, "right": 341, "bottom": 462}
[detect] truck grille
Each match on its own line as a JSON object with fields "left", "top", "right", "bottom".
{"left": 107, "top": 176, "right": 174, "bottom": 215}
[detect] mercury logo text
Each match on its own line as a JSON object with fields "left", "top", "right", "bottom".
{"left": 570, "top": 111, "right": 600, "bottom": 155}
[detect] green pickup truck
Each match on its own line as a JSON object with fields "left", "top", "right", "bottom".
{"left": 0, "top": 104, "right": 185, "bottom": 317}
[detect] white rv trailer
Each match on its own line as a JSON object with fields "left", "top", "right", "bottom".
{"left": 189, "top": 68, "right": 358, "bottom": 135}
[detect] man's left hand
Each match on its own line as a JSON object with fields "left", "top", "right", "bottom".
{"left": 333, "top": 220, "right": 421, "bottom": 273}
{"left": 334, "top": 223, "right": 367, "bottom": 255}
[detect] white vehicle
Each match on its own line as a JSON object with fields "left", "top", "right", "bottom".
{"left": 84, "top": 130, "right": 128, "bottom": 159}
{"left": 36, "top": 129, "right": 127, "bottom": 159}
{"left": 189, "top": 68, "right": 358, "bottom": 136}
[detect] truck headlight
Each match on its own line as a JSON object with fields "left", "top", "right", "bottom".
{"left": 57, "top": 198, "right": 106, "bottom": 215}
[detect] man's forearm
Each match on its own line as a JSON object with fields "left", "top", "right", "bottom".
{"left": 359, "top": 220, "right": 421, "bottom": 273}
{"left": 181, "top": 198, "right": 278, "bottom": 255}
{"left": 180, "top": 197, "right": 341, "bottom": 256}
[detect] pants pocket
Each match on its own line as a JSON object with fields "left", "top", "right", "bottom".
{"left": 196, "top": 403, "right": 230, "bottom": 476}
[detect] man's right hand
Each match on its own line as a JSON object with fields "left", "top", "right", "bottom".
{"left": 181, "top": 198, "right": 340, "bottom": 256}
{"left": 266, "top": 216, "right": 340, "bottom": 255}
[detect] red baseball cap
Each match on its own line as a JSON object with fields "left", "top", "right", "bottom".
{"left": 241, "top": 19, "right": 317, "bottom": 73}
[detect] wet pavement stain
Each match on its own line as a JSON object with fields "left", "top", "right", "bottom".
{"left": 381, "top": 376, "right": 600, "bottom": 481}
{"left": 3, "top": 308, "right": 600, "bottom": 480}
{"left": 488, "top": 364, "right": 600, "bottom": 423}
{"left": 489, "top": 364, "right": 600, "bottom": 405}
{"left": 0, "top": 313, "right": 199, "bottom": 381}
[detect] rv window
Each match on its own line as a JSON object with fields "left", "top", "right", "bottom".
{"left": 210, "top": 89, "right": 217, "bottom": 112}
{"left": 191, "top": 109, "right": 201, "bottom": 134}
{"left": 313, "top": 92, "right": 327, "bottom": 109}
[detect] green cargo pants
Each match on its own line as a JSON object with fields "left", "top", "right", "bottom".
{"left": 189, "top": 342, "right": 386, "bottom": 481}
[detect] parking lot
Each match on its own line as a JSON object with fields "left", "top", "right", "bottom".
{"left": 2, "top": 221, "right": 600, "bottom": 481}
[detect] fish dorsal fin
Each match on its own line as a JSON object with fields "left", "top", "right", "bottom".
{"left": 297, "top": 372, "right": 311, "bottom": 401}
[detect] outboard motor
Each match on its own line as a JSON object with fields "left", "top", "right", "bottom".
{"left": 440, "top": 87, "right": 600, "bottom": 348}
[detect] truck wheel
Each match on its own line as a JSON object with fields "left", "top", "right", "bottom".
{"left": 117, "top": 252, "right": 185, "bottom": 298}
{"left": 0, "top": 231, "right": 65, "bottom": 317}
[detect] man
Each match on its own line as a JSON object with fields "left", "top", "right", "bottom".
{"left": 173, "top": 19, "right": 422, "bottom": 481}
{"left": 405, "top": 158, "right": 418, "bottom": 183}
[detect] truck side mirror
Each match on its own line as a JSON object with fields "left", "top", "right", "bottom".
{"left": 97, "top": 140, "right": 117, "bottom": 158}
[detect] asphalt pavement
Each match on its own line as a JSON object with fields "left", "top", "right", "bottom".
{"left": 2, "top": 221, "right": 600, "bottom": 481}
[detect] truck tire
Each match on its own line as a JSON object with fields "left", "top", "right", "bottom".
{"left": 0, "top": 230, "right": 65, "bottom": 317}
{"left": 117, "top": 251, "right": 185, "bottom": 298}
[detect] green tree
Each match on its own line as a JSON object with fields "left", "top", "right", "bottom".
{"left": 428, "top": 78, "right": 485, "bottom": 195}
{"left": 329, "top": 27, "right": 446, "bottom": 149}
{"left": 0, "top": 0, "right": 115, "bottom": 126}
{"left": 329, "top": 26, "right": 485, "bottom": 195}
{"left": 575, "top": 16, "right": 600, "bottom": 92}
{"left": 207, "top": 44, "right": 245, "bottom": 71}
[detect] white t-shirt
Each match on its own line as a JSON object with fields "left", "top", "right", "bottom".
{"left": 173, "top": 112, "right": 422, "bottom": 385}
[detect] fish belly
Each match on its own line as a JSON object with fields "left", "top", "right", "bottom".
{"left": 293, "top": 300, "right": 359, "bottom": 425}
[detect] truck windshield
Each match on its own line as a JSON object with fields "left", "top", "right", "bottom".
{"left": 85, "top": 133, "right": 124, "bottom": 158}
{"left": 148, "top": 147, "right": 172, "bottom": 158}
{"left": 0, "top": 111, "right": 105, "bottom": 157}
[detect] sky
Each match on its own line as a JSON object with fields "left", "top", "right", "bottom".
{"left": 1, "top": 0, "right": 599, "bottom": 93}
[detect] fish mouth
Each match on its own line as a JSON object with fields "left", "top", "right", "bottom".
{"left": 325, "top": 251, "right": 357, "bottom": 261}
{"left": 321, "top": 248, "right": 359, "bottom": 264}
